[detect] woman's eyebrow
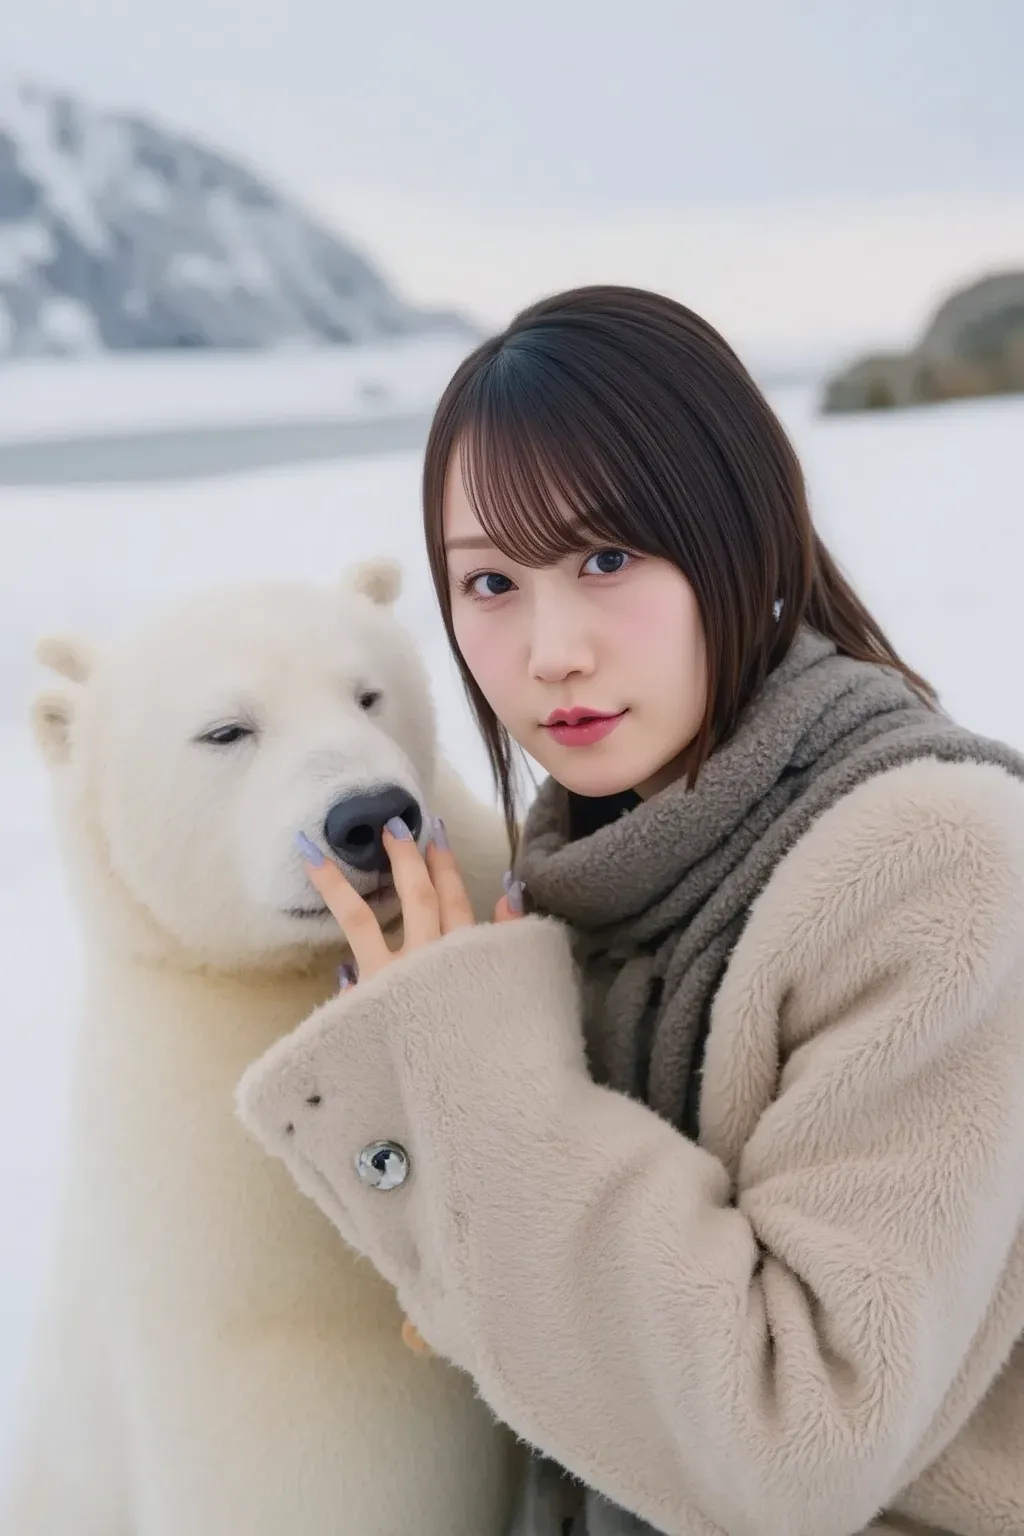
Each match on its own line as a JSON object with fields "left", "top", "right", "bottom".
{"left": 445, "top": 534, "right": 498, "bottom": 552}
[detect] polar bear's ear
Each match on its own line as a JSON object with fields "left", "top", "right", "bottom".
{"left": 31, "top": 689, "right": 76, "bottom": 765}
{"left": 35, "top": 633, "right": 94, "bottom": 684}
{"left": 343, "top": 557, "right": 403, "bottom": 608}
{"left": 31, "top": 635, "right": 92, "bottom": 764}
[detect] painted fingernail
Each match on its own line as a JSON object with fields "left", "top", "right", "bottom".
{"left": 337, "top": 963, "right": 356, "bottom": 990}
{"left": 385, "top": 816, "right": 412, "bottom": 841}
{"left": 294, "top": 831, "right": 325, "bottom": 867}
{"left": 431, "top": 815, "right": 450, "bottom": 851}
{"left": 502, "top": 872, "right": 524, "bottom": 914}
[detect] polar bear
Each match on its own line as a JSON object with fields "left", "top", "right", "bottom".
{"left": 2, "top": 560, "right": 522, "bottom": 1536}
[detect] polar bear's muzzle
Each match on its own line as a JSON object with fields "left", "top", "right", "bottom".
{"left": 323, "top": 785, "right": 423, "bottom": 874}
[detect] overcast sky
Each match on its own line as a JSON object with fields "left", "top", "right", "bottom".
{"left": 7, "top": 0, "right": 1022, "bottom": 213}
{"left": 5, "top": 0, "right": 1023, "bottom": 343}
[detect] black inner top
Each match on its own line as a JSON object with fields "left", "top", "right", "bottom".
{"left": 566, "top": 788, "right": 641, "bottom": 841}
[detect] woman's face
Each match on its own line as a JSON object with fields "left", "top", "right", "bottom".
{"left": 443, "top": 451, "right": 708, "bottom": 800}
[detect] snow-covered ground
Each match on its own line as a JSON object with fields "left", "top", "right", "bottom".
{"left": 0, "top": 333, "right": 473, "bottom": 441}
{"left": 1, "top": 377, "right": 1022, "bottom": 1481}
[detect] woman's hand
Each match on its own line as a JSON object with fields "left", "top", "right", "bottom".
{"left": 294, "top": 813, "right": 524, "bottom": 1362}
{"left": 294, "top": 815, "right": 524, "bottom": 982}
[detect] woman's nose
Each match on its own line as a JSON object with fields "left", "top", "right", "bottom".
{"left": 527, "top": 599, "right": 595, "bottom": 682}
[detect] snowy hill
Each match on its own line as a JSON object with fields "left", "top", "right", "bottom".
{"left": 0, "top": 80, "right": 476, "bottom": 357}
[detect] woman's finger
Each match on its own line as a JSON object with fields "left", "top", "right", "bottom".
{"left": 493, "top": 893, "right": 525, "bottom": 924}
{"left": 400, "top": 1317, "right": 434, "bottom": 1356}
{"left": 382, "top": 820, "right": 440, "bottom": 950}
{"left": 425, "top": 822, "right": 475, "bottom": 934}
{"left": 493, "top": 873, "right": 526, "bottom": 924}
{"left": 296, "top": 838, "right": 392, "bottom": 976}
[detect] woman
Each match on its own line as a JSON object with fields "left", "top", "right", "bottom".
{"left": 237, "top": 287, "right": 1024, "bottom": 1536}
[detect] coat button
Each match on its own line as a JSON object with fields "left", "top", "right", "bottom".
{"left": 355, "top": 1140, "right": 410, "bottom": 1190}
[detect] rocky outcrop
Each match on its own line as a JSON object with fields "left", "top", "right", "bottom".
{"left": 0, "top": 79, "right": 476, "bottom": 357}
{"left": 821, "top": 270, "right": 1024, "bottom": 414}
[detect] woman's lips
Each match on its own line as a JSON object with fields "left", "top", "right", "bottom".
{"left": 542, "top": 710, "right": 627, "bottom": 748}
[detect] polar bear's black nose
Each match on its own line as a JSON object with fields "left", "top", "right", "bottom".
{"left": 323, "top": 787, "right": 423, "bottom": 873}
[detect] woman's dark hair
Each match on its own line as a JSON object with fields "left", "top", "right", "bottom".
{"left": 422, "top": 285, "right": 935, "bottom": 848}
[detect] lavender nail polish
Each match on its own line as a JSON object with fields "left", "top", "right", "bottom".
{"left": 503, "top": 872, "right": 524, "bottom": 914}
{"left": 337, "top": 963, "right": 356, "bottom": 990}
{"left": 385, "top": 816, "right": 412, "bottom": 842}
{"left": 431, "top": 815, "right": 450, "bottom": 851}
{"left": 294, "top": 831, "right": 325, "bottom": 867}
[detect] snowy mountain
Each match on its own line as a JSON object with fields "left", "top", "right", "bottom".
{"left": 0, "top": 81, "right": 476, "bottom": 357}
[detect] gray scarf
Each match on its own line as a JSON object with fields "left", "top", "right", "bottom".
{"left": 507, "top": 627, "right": 1024, "bottom": 1536}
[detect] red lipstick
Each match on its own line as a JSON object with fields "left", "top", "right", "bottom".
{"left": 542, "top": 707, "right": 626, "bottom": 748}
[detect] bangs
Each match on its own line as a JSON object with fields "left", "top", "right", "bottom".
{"left": 454, "top": 353, "right": 645, "bottom": 567}
{"left": 421, "top": 285, "right": 933, "bottom": 852}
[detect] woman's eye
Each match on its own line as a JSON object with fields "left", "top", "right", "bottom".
{"left": 583, "top": 548, "right": 632, "bottom": 576}
{"left": 197, "top": 723, "right": 254, "bottom": 746}
{"left": 469, "top": 571, "right": 515, "bottom": 599}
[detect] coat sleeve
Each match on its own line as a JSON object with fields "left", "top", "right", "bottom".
{"left": 235, "top": 779, "right": 1024, "bottom": 1536}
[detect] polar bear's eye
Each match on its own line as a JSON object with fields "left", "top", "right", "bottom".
{"left": 196, "top": 723, "right": 254, "bottom": 746}
{"left": 358, "top": 690, "right": 382, "bottom": 712}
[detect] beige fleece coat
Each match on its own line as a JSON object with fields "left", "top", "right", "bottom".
{"left": 237, "top": 757, "right": 1024, "bottom": 1536}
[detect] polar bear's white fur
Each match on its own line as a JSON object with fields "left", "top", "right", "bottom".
{"left": 2, "top": 562, "right": 521, "bottom": 1536}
